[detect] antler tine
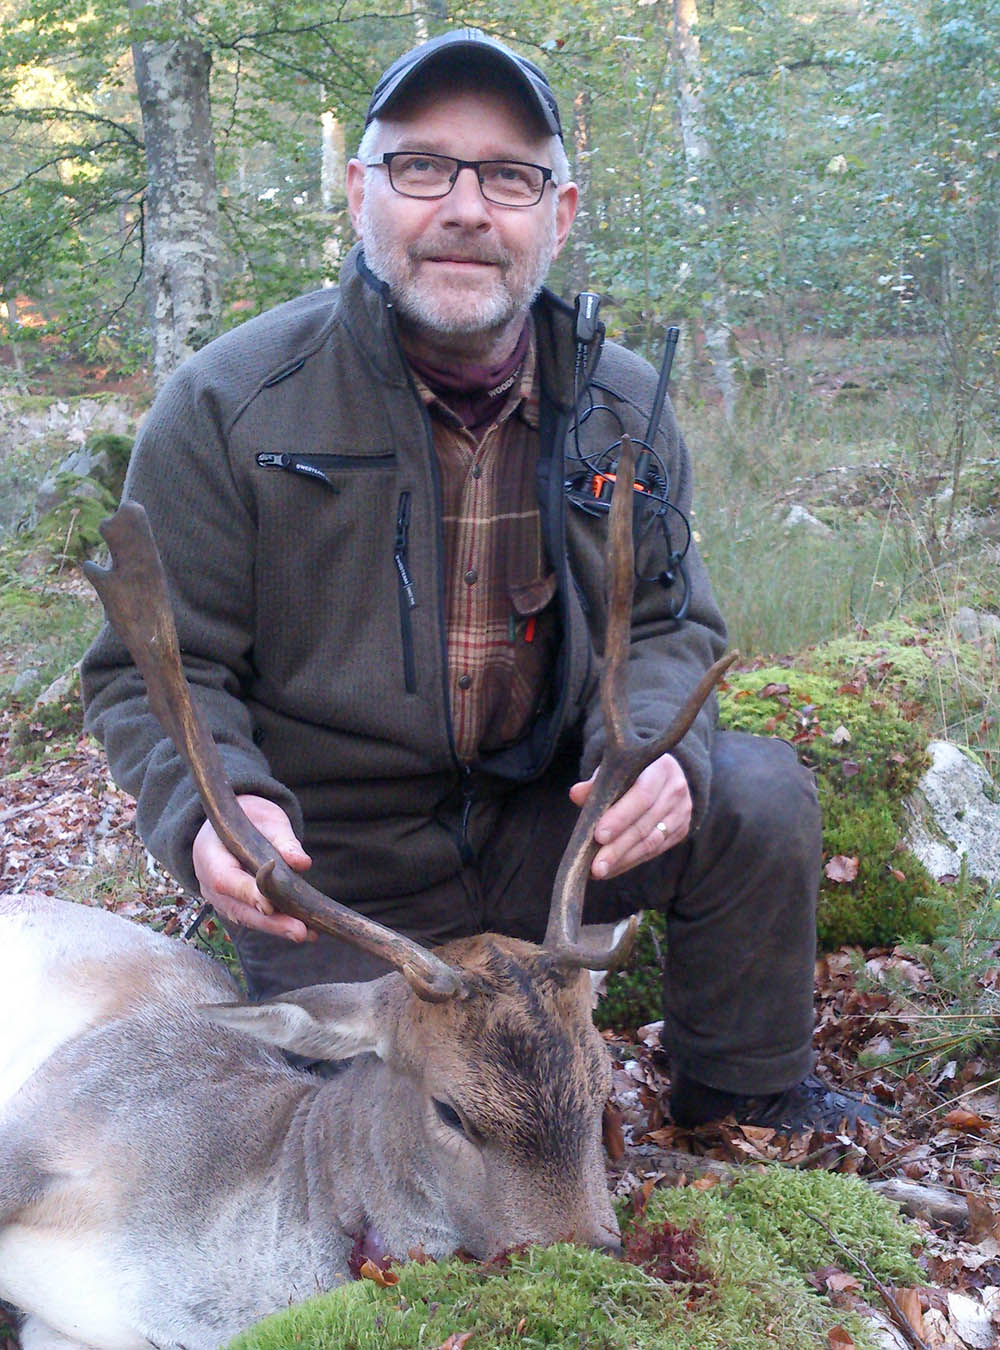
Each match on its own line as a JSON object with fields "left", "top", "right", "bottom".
{"left": 83, "top": 503, "right": 465, "bottom": 1004}
{"left": 544, "top": 436, "right": 737, "bottom": 970}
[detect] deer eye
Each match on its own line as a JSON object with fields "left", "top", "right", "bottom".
{"left": 433, "top": 1098, "right": 468, "bottom": 1135}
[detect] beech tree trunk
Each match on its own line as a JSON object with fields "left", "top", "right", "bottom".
{"left": 130, "top": 2, "right": 221, "bottom": 387}
{"left": 567, "top": 85, "right": 593, "bottom": 294}
{"left": 672, "top": 0, "right": 737, "bottom": 420}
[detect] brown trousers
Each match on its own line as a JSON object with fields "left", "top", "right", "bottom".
{"left": 227, "top": 731, "right": 820, "bottom": 1097}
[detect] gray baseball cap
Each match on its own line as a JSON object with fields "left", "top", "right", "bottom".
{"left": 366, "top": 29, "right": 563, "bottom": 139}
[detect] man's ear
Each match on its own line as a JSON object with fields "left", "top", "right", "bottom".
{"left": 346, "top": 159, "right": 367, "bottom": 237}
{"left": 553, "top": 182, "right": 579, "bottom": 260}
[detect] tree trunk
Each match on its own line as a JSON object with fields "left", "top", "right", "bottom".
{"left": 567, "top": 86, "right": 593, "bottom": 295}
{"left": 130, "top": 1, "right": 221, "bottom": 387}
{"left": 320, "top": 108, "right": 348, "bottom": 280}
{"left": 672, "top": 0, "right": 737, "bottom": 420}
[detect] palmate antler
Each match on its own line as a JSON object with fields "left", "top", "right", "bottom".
{"left": 83, "top": 505, "right": 465, "bottom": 1003}
{"left": 543, "top": 435, "right": 737, "bottom": 970}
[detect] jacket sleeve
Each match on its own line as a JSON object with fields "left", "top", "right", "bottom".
{"left": 571, "top": 377, "right": 728, "bottom": 835}
{"left": 81, "top": 361, "right": 303, "bottom": 896}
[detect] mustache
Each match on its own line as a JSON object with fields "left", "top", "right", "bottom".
{"left": 409, "top": 240, "right": 510, "bottom": 267}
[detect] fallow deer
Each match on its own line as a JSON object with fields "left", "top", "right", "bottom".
{"left": 0, "top": 438, "right": 733, "bottom": 1350}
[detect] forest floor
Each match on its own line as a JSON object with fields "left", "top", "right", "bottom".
{"left": 2, "top": 358, "right": 999, "bottom": 1347}
{"left": 2, "top": 692, "right": 999, "bottom": 1349}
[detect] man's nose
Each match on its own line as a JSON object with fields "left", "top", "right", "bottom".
{"left": 442, "top": 165, "right": 491, "bottom": 225}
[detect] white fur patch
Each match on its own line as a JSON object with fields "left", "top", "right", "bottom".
{"left": 0, "top": 1227, "right": 151, "bottom": 1350}
{"left": 0, "top": 896, "right": 160, "bottom": 1107}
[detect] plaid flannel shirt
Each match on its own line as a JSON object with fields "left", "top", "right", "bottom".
{"left": 412, "top": 334, "right": 558, "bottom": 763}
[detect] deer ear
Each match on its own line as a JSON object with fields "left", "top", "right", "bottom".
{"left": 199, "top": 979, "right": 390, "bottom": 1061}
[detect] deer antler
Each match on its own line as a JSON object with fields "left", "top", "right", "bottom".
{"left": 83, "top": 504, "right": 466, "bottom": 1003}
{"left": 544, "top": 435, "right": 738, "bottom": 970}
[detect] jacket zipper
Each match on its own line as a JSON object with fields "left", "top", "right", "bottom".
{"left": 394, "top": 491, "right": 417, "bottom": 694}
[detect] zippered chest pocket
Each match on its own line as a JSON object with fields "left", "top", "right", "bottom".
{"left": 256, "top": 450, "right": 397, "bottom": 490}
{"left": 252, "top": 451, "right": 423, "bottom": 703}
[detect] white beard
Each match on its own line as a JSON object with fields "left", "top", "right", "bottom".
{"left": 360, "top": 192, "right": 557, "bottom": 339}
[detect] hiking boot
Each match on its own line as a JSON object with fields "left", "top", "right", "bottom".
{"left": 670, "top": 1071, "right": 887, "bottom": 1132}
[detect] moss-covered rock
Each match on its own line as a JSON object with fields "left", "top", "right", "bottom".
{"left": 225, "top": 1168, "right": 920, "bottom": 1350}
{"left": 718, "top": 665, "right": 942, "bottom": 950}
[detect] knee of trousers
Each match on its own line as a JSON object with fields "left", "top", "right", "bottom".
{"left": 700, "top": 730, "right": 821, "bottom": 868}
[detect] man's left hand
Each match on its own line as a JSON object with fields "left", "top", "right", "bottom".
{"left": 569, "top": 752, "right": 691, "bottom": 880}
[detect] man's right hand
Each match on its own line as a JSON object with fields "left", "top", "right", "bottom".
{"left": 192, "top": 794, "right": 317, "bottom": 942}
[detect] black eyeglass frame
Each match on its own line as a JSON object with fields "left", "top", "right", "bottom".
{"left": 366, "top": 152, "right": 555, "bottom": 207}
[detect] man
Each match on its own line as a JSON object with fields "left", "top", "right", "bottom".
{"left": 83, "top": 29, "right": 872, "bottom": 1130}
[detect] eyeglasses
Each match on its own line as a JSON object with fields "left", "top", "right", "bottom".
{"left": 367, "top": 152, "right": 554, "bottom": 207}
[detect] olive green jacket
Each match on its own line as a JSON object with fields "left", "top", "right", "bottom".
{"left": 82, "top": 246, "right": 727, "bottom": 905}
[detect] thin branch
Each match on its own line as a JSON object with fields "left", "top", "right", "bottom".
{"left": 0, "top": 141, "right": 139, "bottom": 199}
{"left": 8, "top": 105, "right": 143, "bottom": 149}
{"left": 801, "top": 1209, "right": 930, "bottom": 1350}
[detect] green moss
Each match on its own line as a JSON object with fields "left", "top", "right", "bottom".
{"left": 84, "top": 430, "right": 133, "bottom": 499}
{"left": 810, "top": 618, "right": 987, "bottom": 729}
{"left": 35, "top": 476, "right": 119, "bottom": 561}
{"left": 226, "top": 1168, "right": 920, "bottom": 1350}
{"left": 718, "top": 666, "right": 943, "bottom": 950}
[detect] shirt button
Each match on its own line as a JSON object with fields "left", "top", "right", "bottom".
{"left": 464, "top": 568, "right": 478, "bottom": 586}
{"left": 458, "top": 674, "right": 473, "bottom": 690}
{"left": 471, "top": 464, "right": 482, "bottom": 479}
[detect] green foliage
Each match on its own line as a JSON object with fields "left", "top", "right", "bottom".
{"left": 6, "top": 685, "right": 84, "bottom": 767}
{"left": 594, "top": 911, "right": 665, "bottom": 1033}
{"left": 226, "top": 1168, "right": 920, "bottom": 1350}
{"left": 718, "top": 666, "right": 942, "bottom": 950}
{"left": 889, "top": 868, "right": 1000, "bottom": 1070}
{"left": 0, "top": 572, "right": 101, "bottom": 705}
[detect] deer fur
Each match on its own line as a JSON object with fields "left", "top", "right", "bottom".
{"left": 0, "top": 893, "right": 619, "bottom": 1350}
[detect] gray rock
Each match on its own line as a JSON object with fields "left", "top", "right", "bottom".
{"left": 781, "top": 504, "right": 835, "bottom": 538}
{"left": 905, "top": 740, "right": 1000, "bottom": 884}
{"left": 951, "top": 607, "right": 1000, "bottom": 646}
{"left": 10, "top": 668, "right": 39, "bottom": 698}
{"left": 33, "top": 664, "right": 80, "bottom": 709}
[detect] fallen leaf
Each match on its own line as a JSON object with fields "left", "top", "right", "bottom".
{"left": 831, "top": 725, "right": 852, "bottom": 745}
{"left": 691, "top": 1174, "right": 721, "bottom": 1190}
{"left": 827, "top": 1327, "right": 856, "bottom": 1349}
{"left": 891, "top": 1286, "right": 925, "bottom": 1339}
{"left": 825, "top": 855, "right": 859, "bottom": 883}
{"left": 758, "top": 681, "right": 790, "bottom": 698}
{"left": 359, "top": 1258, "right": 399, "bottom": 1287}
{"left": 840, "top": 759, "right": 860, "bottom": 776}
{"left": 435, "top": 1334, "right": 474, "bottom": 1350}
{"left": 603, "top": 1100, "right": 625, "bottom": 1161}
{"left": 946, "top": 1290, "right": 995, "bottom": 1348}
{"left": 944, "top": 1109, "right": 990, "bottom": 1133}
{"left": 825, "top": 1272, "right": 862, "bottom": 1293}
{"left": 965, "top": 1192, "right": 1000, "bottom": 1243}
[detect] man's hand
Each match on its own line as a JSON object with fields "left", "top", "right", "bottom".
{"left": 192, "top": 795, "right": 317, "bottom": 942}
{"left": 570, "top": 752, "right": 692, "bottom": 881}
